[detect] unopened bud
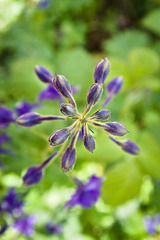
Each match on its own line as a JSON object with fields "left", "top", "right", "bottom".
{"left": 87, "top": 83, "right": 103, "bottom": 106}
{"left": 23, "top": 166, "right": 43, "bottom": 186}
{"left": 105, "top": 122, "right": 129, "bottom": 136}
{"left": 83, "top": 126, "right": 96, "bottom": 153}
{"left": 49, "top": 128, "right": 71, "bottom": 146}
{"left": 60, "top": 103, "right": 77, "bottom": 117}
{"left": 34, "top": 65, "right": 53, "bottom": 84}
{"left": 16, "top": 112, "right": 43, "bottom": 127}
{"left": 89, "top": 110, "right": 111, "bottom": 121}
{"left": 94, "top": 57, "right": 110, "bottom": 84}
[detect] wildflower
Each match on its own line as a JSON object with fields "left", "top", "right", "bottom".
{"left": 15, "top": 57, "right": 139, "bottom": 174}
{"left": 45, "top": 222, "right": 62, "bottom": 235}
{"left": 144, "top": 214, "right": 160, "bottom": 234}
{"left": 65, "top": 175, "right": 102, "bottom": 208}
{"left": 0, "top": 188, "right": 23, "bottom": 216}
{"left": 13, "top": 215, "right": 36, "bottom": 237}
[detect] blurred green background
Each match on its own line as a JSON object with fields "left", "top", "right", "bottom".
{"left": 0, "top": 0, "right": 160, "bottom": 239}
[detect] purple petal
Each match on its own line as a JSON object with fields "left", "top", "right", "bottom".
{"left": 23, "top": 166, "right": 43, "bottom": 186}
{"left": 46, "top": 222, "right": 62, "bottom": 235}
{"left": 13, "top": 215, "right": 36, "bottom": 237}
{"left": 0, "top": 106, "right": 15, "bottom": 128}
{"left": 15, "top": 101, "right": 40, "bottom": 117}
{"left": 37, "top": 85, "right": 62, "bottom": 102}
{"left": 94, "top": 57, "right": 110, "bottom": 84}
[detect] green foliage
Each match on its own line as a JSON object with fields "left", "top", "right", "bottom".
{"left": 103, "top": 30, "right": 151, "bottom": 58}
{"left": 142, "top": 9, "right": 160, "bottom": 35}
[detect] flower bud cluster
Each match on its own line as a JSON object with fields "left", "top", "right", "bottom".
{"left": 15, "top": 56, "right": 140, "bottom": 182}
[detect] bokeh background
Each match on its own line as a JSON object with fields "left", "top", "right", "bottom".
{"left": 0, "top": 0, "right": 160, "bottom": 239}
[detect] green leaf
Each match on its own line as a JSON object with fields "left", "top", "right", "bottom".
{"left": 128, "top": 47, "right": 160, "bottom": 78}
{"left": 102, "top": 160, "right": 143, "bottom": 206}
{"left": 137, "top": 131, "right": 160, "bottom": 178}
{"left": 141, "top": 9, "right": 160, "bottom": 35}
{"left": 103, "top": 30, "right": 150, "bottom": 58}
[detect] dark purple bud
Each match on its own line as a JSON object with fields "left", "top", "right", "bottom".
{"left": 23, "top": 166, "right": 43, "bottom": 186}
{"left": 34, "top": 65, "right": 53, "bottom": 84}
{"left": 87, "top": 83, "right": 103, "bottom": 106}
{"left": 61, "top": 130, "right": 79, "bottom": 172}
{"left": 0, "top": 224, "right": 8, "bottom": 236}
{"left": 15, "top": 101, "right": 40, "bottom": 117}
{"left": 61, "top": 148, "right": 76, "bottom": 172}
{"left": 0, "top": 106, "right": 15, "bottom": 128}
{"left": 37, "top": 85, "right": 62, "bottom": 102}
{"left": 46, "top": 222, "right": 62, "bottom": 235}
{"left": 103, "top": 76, "right": 123, "bottom": 107}
{"left": 109, "top": 136, "right": 140, "bottom": 155}
{"left": 89, "top": 109, "right": 111, "bottom": 121}
{"left": 94, "top": 57, "right": 110, "bottom": 84}
{"left": 16, "top": 112, "right": 43, "bottom": 127}
{"left": 121, "top": 140, "right": 140, "bottom": 155}
{"left": 60, "top": 103, "right": 77, "bottom": 117}
{"left": 83, "top": 126, "right": 96, "bottom": 153}
{"left": 23, "top": 152, "right": 58, "bottom": 186}
{"left": 53, "top": 74, "right": 76, "bottom": 107}
{"left": 105, "top": 122, "right": 129, "bottom": 136}
{"left": 48, "top": 129, "right": 71, "bottom": 146}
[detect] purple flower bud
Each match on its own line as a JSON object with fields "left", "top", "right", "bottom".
{"left": 103, "top": 76, "right": 123, "bottom": 106}
{"left": 87, "top": 83, "right": 103, "bottom": 106}
{"left": 37, "top": 0, "right": 49, "bottom": 9}
{"left": 61, "top": 148, "right": 76, "bottom": 172}
{"left": 94, "top": 57, "right": 110, "bottom": 84}
{"left": 105, "top": 122, "right": 129, "bottom": 136}
{"left": 89, "top": 109, "right": 111, "bottom": 121}
{"left": 61, "top": 130, "right": 79, "bottom": 172}
{"left": 121, "top": 139, "right": 140, "bottom": 155}
{"left": 16, "top": 112, "right": 43, "bottom": 127}
{"left": 34, "top": 65, "right": 53, "bottom": 84}
{"left": 109, "top": 136, "right": 140, "bottom": 155}
{"left": 48, "top": 129, "right": 71, "bottom": 146}
{"left": 0, "top": 106, "right": 15, "bottom": 128}
{"left": 83, "top": 126, "right": 96, "bottom": 153}
{"left": 23, "top": 152, "right": 58, "bottom": 185}
{"left": 15, "top": 101, "right": 40, "bottom": 117}
{"left": 53, "top": 74, "right": 76, "bottom": 107}
{"left": 60, "top": 103, "right": 77, "bottom": 117}
{"left": 23, "top": 167, "right": 43, "bottom": 186}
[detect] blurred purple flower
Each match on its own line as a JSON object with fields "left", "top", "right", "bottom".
{"left": 0, "top": 224, "right": 8, "bottom": 236}
{"left": 46, "top": 222, "right": 62, "bottom": 235}
{"left": 0, "top": 188, "right": 23, "bottom": 216}
{"left": 0, "top": 106, "right": 15, "bottom": 128}
{"left": 38, "top": 85, "right": 63, "bottom": 102}
{"left": 0, "top": 133, "right": 15, "bottom": 168}
{"left": 15, "top": 101, "right": 40, "bottom": 117}
{"left": 144, "top": 214, "right": 160, "bottom": 234}
{"left": 103, "top": 76, "right": 123, "bottom": 106}
{"left": 65, "top": 175, "right": 102, "bottom": 208}
{"left": 37, "top": 0, "right": 50, "bottom": 9}
{"left": 13, "top": 215, "right": 36, "bottom": 237}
